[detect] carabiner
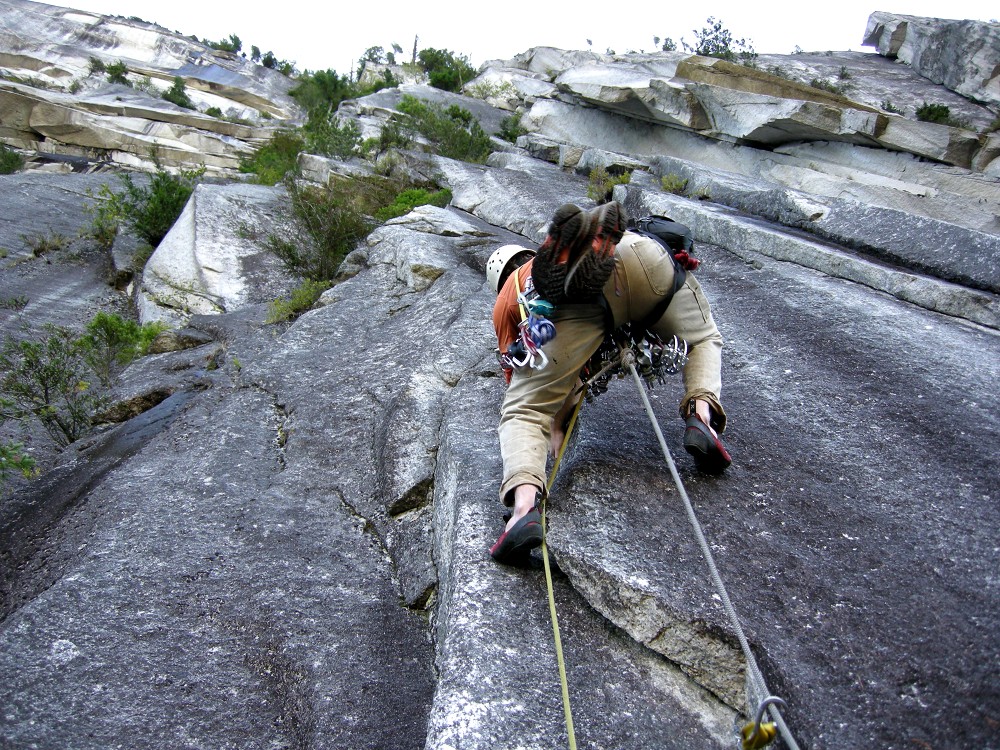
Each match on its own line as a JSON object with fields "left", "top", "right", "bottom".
{"left": 740, "top": 696, "right": 787, "bottom": 750}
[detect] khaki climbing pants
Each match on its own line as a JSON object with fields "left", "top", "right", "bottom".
{"left": 498, "top": 240, "right": 724, "bottom": 505}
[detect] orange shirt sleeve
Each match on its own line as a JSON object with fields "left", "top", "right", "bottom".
{"left": 492, "top": 261, "right": 533, "bottom": 384}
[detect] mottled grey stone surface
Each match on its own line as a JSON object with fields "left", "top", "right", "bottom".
{"left": 2, "top": 10, "right": 1000, "bottom": 748}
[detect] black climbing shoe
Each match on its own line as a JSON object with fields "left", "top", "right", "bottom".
{"left": 490, "top": 506, "right": 543, "bottom": 565}
{"left": 683, "top": 414, "right": 732, "bottom": 474}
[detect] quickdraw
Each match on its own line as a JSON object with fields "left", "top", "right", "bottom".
{"left": 581, "top": 327, "right": 689, "bottom": 400}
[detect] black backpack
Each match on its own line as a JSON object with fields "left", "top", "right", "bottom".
{"left": 626, "top": 215, "right": 699, "bottom": 331}
{"left": 630, "top": 215, "right": 694, "bottom": 253}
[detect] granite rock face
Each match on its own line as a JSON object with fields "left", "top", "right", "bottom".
{"left": 0, "top": 0, "right": 301, "bottom": 173}
{"left": 1, "top": 7, "right": 999, "bottom": 750}
{"left": 864, "top": 12, "right": 1000, "bottom": 106}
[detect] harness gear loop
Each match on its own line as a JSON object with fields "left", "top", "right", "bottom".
{"left": 741, "top": 696, "right": 787, "bottom": 750}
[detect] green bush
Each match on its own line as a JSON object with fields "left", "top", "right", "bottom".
{"left": 88, "top": 56, "right": 106, "bottom": 74}
{"left": 23, "top": 231, "right": 70, "bottom": 256}
{"left": 266, "top": 173, "right": 414, "bottom": 281}
{"left": 809, "top": 78, "right": 847, "bottom": 95}
{"left": 1, "top": 144, "right": 25, "bottom": 175}
{"left": 0, "top": 325, "right": 104, "bottom": 448}
{"left": 498, "top": 112, "right": 528, "bottom": 143}
{"left": 684, "top": 17, "right": 757, "bottom": 65}
{"left": 289, "top": 69, "right": 356, "bottom": 115}
{"left": 361, "top": 119, "right": 412, "bottom": 161}
{"left": 162, "top": 76, "right": 195, "bottom": 109}
{"left": 881, "top": 99, "right": 904, "bottom": 114}
{"left": 106, "top": 60, "right": 131, "bottom": 86}
{"left": 661, "top": 173, "right": 689, "bottom": 194}
{"left": 374, "top": 187, "right": 452, "bottom": 221}
{"left": 304, "top": 116, "right": 361, "bottom": 159}
{"left": 268, "top": 176, "right": 384, "bottom": 280}
{"left": 266, "top": 279, "right": 332, "bottom": 323}
{"left": 397, "top": 95, "right": 493, "bottom": 163}
{"left": 417, "top": 48, "right": 476, "bottom": 92}
{"left": 78, "top": 311, "right": 166, "bottom": 387}
{"left": 240, "top": 130, "right": 305, "bottom": 185}
{"left": 0, "top": 438, "right": 36, "bottom": 481}
{"left": 916, "top": 102, "right": 950, "bottom": 123}
{"left": 914, "top": 101, "right": 969, "bottom": 128}
{"left": 87, "top": 165, "right": 204, "bottom": 247}
{"left": 0, "top": 296, "right": 28, "bottom": 311}
{"left": 205, "top": 106, "right": 223, "bottom": 118}
{"left": 0, "top": 314, "right": 168, "bottom": 456}
{"left": 207, "top": 33, "right": 242, "bottom": 53}
{"left": 587, "top": 166, "right": 631, "bottom": 202}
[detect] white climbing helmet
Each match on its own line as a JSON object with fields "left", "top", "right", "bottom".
{"left": 487, "top": 244, "right": 535, "bottom": 293}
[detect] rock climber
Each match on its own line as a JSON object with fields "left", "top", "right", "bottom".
{"left": 486, "top": 201, "right": 731, "bottom": 565}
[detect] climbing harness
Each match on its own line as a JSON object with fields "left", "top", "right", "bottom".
{"left": 541, "top": 335, "right": 799, "bottom": 750}
{"left": 579, "top": 327, "right": 688, "bottom": 400}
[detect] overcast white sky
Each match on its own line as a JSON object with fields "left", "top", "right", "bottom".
{"left": 63, "top": 0, "right": 998, "bottom": 76}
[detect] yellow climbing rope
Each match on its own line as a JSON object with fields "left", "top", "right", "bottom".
{"left": 541, "top": 396, "right": 585, "bottom": 750}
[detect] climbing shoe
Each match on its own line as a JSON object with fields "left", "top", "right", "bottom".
{"left": 683, "top": 414, "right": 732, "bottom": 474}
{"left": 490, "top": 506, "right": 543, "bottom": 565}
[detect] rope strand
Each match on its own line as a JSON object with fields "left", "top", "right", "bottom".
{"left": 623, "top": 353, "right": 800, "bottom": 750}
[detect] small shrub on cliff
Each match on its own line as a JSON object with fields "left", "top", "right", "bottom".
{"left": 208, "top": 34, "right": 242, "bottom": 54}
{"left": 684, "top": 17, "right": 757, "bottom": 65}
{"left": 397, "top": 95, "right": 493, "bottom": 163}
{"left": 289, "top": 69, "right": 357, "bottom": 115}
{"left": 0, "top": 325, "right": 104, "bottom": 448}
{"left": 661, "top": 173, "right": 688, "bottom": 195}
{"left": 416, "top": 48, "right": 476, "bottom": 93}
{"left": 373, "top": 187, "right": 453, "bottom": 222}
{"left": 361, "top": 120, "right": 412, "bottom": 162}
{"left": 268, "top": 177, "right": 379, "bottom": 281}
{"left": 23, "top": 231, "right": 70, "bottom": 257}
{"left": 0, "top": 145, "right": 25, "bottom": 175}
{"left": 162, "top": 77, "right": 195, "bottom": 109}
{"left": 809, "top": 78, "right": 848, "bottom": 96}
{"left": 498, "top": 112, "right": 528, "bottom": 144}
{"left": 240, "top": 130, "right": 305, "bottom": 185}
{"left": 587, "top": 166, "right": 631, "bottom": 203}
{"left": 106, "top": 60, "right": 131, "bottom": 86}
{"left": 0, "top": 437, "right": 36, "bottom": 481}
{"left": 266, "top": 279, "right": 332, "bottom": 323}
{"left": 916, "top": 102, "right": 950, "bottom": 123}
{"left": 915, "top": 101, "right": 970, "bottom": 129}
{"left": 266, "top": 174, "right": 411, "bottom": 281}
{"left": 78, "top": 312, "right": 166, "bottom": 387}
{"left": 304, "top": 116, "right": 362, "bottom": 159}
{"left": 88, "top": 165, "right": 204, "bottom": 247}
